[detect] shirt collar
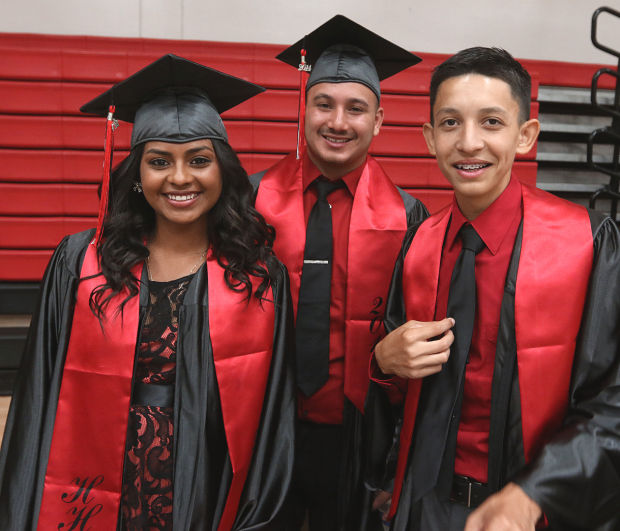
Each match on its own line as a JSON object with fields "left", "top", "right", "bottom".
{"left": 446, "top": 177, "right": 523, "bottom": 256}
{"left": 302, "top": 154, "right": 364, "bottom": 196}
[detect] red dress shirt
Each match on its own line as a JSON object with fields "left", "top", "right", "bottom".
{"left": 435, "top": 177, "right": 522, "bottom": 482}
{"left": 297, "top": 156, "right": 364, "bottom": 424}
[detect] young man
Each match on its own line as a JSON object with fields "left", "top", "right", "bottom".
{"left": 372, "top": 47, "right": 620, "bottom": 530}
{"left": 252, "top": 15, "right": 428, "bottom": 531}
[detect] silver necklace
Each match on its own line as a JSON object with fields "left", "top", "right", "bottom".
{"left": 146, "top": 249, "right": 208, "bottom": 281}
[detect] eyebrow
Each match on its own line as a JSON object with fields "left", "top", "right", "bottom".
{"left": 435, "top": 107, "right": 460, "bottom": 116}
{"left": 347, "top": 98, "right": 370, "bottom": 108}
{"left": 144, "top": 145, "right": 215, "bottom": 156}
{"left": 185, "top": 145, "right": 215, "bottom": 155}
{"left": 312, "top": 92, "right": 333, "bottom": 102}
{"left": 312, "top": 93, "right": 370, "bottom": 107}
{"left": 435, "top": 106, "right": 508, "bottom": 116}
{"left": 479, "top": 106, "right": 508, "bottom": 115}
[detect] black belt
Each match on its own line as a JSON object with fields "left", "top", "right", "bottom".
{"left": 132, "top": 382, "right": 174, "bottom": 408}
{"left": 450, "top": 475, "right": 489, "bottom": 508}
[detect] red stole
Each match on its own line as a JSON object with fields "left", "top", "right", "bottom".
{"left": 38, "top": 241, "right": 140, "bottom": 529}
{"left": 210, "top": 255, "right": 275, "bottom": 530}
{"left": 37, "top": 243, "right": 275, "bottom": 531}
{"left": 388, "top": 184, "right": 593, "bottom": 518}
{"left": 255, "top": 153, "right": 408, "bottom": 411}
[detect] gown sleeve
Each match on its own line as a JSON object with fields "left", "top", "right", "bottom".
{"left": 0, "top": 232, "right": 88, "bottom": 529}
{"left": 515, "top": 215, "right": 620, "bottom": 529}
{"left": 406, "top": 196, "right": 429, "bottom": 229}
{"left": 363, "top": 224, "right": 422, "bottom": 493}
{"left": 370, "top": 225, "right": 420, "bottom": 398}
{"left": 368, "top": 192, "right": 428, "bottom": 399}
{"left": 232, "top": 261, "right": 296, "bottom": 530}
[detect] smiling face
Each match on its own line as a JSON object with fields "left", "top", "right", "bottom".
{"left": 304, "top": 82, "right": 384, "bottom": 180}
{"left": 423, "top": 74, "right": 539, "bottom": 219}
{"left": 140, "top": 139, "right": 223, "bottom": 234}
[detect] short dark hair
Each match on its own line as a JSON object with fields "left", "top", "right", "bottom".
{"left": 429, "top": 47, "right": 532, "bottom": 123}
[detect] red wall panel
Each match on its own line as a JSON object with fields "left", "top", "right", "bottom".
{"left": 0, "top": 250, "right": 54, "bottom": 281}
{"left": 0, "top": 184, "right": 99, "bottom": 216}
{"left": 1, "top": 149, "right": 112, "bottom": 183}
{"left": 0, "top": 116, "right": 537, "bottom": 161}
{"left": 0, "top": 32, "right": 553, "bottom": 281}
{"left": 0, "top": 217, "right": 95, "bottom": 248}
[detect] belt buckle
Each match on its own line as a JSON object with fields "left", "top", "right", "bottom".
{"left": 451, "top": 474, "right": 478, "bottom": 508}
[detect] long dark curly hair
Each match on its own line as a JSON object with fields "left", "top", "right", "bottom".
{"left": 89, "top": 139, "right": 277, "bottom": 319}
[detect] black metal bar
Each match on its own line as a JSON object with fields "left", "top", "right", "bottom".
{"left": 591, "top": 68, "right": 620, "bottom": 118}
{"left": 611, "top": 52, "right": 620, "bottom": 220}
{"left": 591, "top": 7, "right": 620, "bottom": 59}
{"left": 589, "top": 7, "right": 620, "bottom": 219}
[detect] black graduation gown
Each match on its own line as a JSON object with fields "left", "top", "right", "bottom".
{"left": 251, "top": 169, "right": 429, "bottom": 530}
{"left": 0, "top": 229, "right": 296, "bottom": 530}
{"left": 338, "top": 194, "right": 428, "bottom": 531}
{"left": 375, "top": 211, "right": 620, "bottom": 530}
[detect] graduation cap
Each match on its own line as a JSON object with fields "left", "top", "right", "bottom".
{"left": 80, "top": 54, "right": 265, "bottom": 243}
{"left": 81, "top": 53, "right": 265, "bottom": 147}
{"left": 277, "top": 14, "right": 421, "bottom": 102}
{"left": 276, "top": 15, "right": 421, "bottom": 158}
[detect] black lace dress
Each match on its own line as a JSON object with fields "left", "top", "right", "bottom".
{"left": 121, "top": 275, "right": 193, "bottom": 531}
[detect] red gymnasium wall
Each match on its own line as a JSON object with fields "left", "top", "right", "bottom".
{"left": 0, "top": 32, "right": 610, "bottom": 282}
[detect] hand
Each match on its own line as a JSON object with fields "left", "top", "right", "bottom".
{"left": 372, "top": 490, "right": 392, "bottom": 513}
{"left": 464, "top": 483, "right": 542, "bottom": 531}
{"left": 374, "top": 318, "right": 454, "bottom": 379}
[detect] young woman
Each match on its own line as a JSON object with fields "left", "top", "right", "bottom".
{"left": 0, "top": 55, "right": 295, "bottom": 530}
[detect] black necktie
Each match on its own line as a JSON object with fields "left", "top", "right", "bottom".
{"left": 296, "top": 178, "right": 344, "bottom": 396}
{"left": 409, "top": 223, "right": 485, "bottom": 501}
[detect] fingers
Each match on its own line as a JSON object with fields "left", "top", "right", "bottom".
{"left": 463, "top": 517, "right": 481, "bottom": 531}
{"left": 402, "top": 317, "right": 455, "bottom": 340}
{"left": 412, "top": 349, "right": 451, "bottom": 370}
{"left": 372, "top": 490, "right": 392, "bottom": 511}
{"left": 375, "top": 318, "right": 455, "bottom": 379}
{"left": 402, "top": 327, "right": 454, "bottom": 356}
{"left": 396, "top": 348, "right": 450, "bottom": 379}
{"left": 385, "top": 334, "right": 453, "bottom": 379}
{"left": 464, "top": 483, "right": 542, "bottom": 531}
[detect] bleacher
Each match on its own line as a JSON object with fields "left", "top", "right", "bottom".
{"left": 0, "top": 32, "right": 615, "bottom": 395}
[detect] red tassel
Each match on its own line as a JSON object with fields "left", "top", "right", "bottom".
{"left": 296, "top": 48, "right": 310, "bottom": 160}
{"left": 94, "top": 105, "right": 117, "bottom": 244}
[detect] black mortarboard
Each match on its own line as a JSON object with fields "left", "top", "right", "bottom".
{"left": 276, "top": 14, "right": 421, "bottom": 101}
{"left": 80, "top": 54, "right": 265, "bottom": 147}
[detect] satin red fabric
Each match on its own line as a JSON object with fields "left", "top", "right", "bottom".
{"left": 255, "top": 153, "right": 408, "bottom": 412}
{"left": 388, "top": 183, "right": 593, "bottom": 519}
{"left": 515, "top": 185, "right": 592, "bottom": 461}
{"left": 209, "top": 254, "right": 275, "bottom": 530}
{"left": 38, "top": 242, "right": 141, "bottom": 529}
{"left": 38, "top": 245, "right": 275, "bottom": 530}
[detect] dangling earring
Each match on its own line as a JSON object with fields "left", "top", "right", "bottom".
{"left": 133, "top": 182, "right": 143, "bottom": 193}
